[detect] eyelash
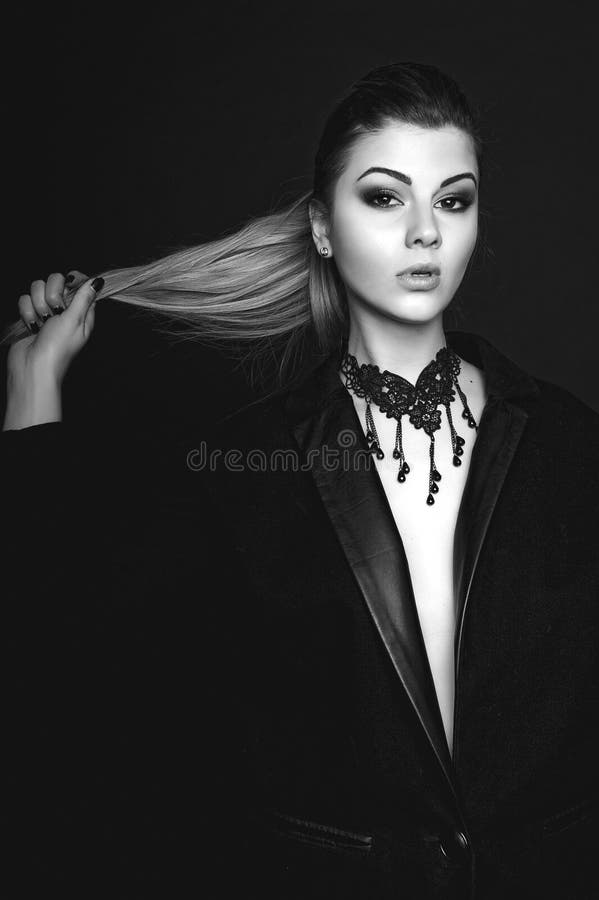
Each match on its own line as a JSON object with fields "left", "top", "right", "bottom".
{"left": 363, "top": 189, "right": 473, "bottom": 213}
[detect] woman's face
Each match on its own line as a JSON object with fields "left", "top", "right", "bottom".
{"left": 319, "top": 121, "right": 479, "bottom": 326}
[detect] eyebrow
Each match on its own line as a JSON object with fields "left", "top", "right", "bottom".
{"left": 356, "top": 167, "right": 478, "bottom": 189}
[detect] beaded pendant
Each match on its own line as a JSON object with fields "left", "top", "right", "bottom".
{"left": 340, "top": 346, "right": 478, "bottom": 506}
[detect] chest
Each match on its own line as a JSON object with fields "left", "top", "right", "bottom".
{"left": 352, "top": 392, "right": 480, "bottom": 587}
{"left": 372, "top": 421, "right": 474, "bottom": 642}
{"left": 348, "top": 390, "right": 484, "bottom": 750}
{"left": 346, "top": 359, "right": 487, "bottom": 613}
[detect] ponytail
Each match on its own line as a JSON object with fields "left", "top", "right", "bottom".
{"left": 1, "top": 190, "right": 349, "bottom": 395}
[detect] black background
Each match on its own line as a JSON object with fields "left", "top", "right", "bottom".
{"left": 2, "top": 6, "right": 597, "bottom": 894}
{"left": 4, "top": 0, "right": 598, "bottom": 429}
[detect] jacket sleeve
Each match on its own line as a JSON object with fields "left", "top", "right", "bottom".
{"left": 1, "top": 420, "right": 252, "bottom": 894}
{"left": 0, "top": 418, "right": 219, "bottom": 619}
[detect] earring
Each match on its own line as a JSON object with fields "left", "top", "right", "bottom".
{"left": 319, "top": 246, "right": 329, "bottom": 257}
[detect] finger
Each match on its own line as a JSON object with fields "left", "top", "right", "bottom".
{"left": 30, "top": 279, "right": 55, "bottom": 323}
{"left": 65, "top": 276, "right": 104, "bottom": 329}
{"left": 64, "top": 270, "right": 88, "bottom": 285}
{"left": 17, "top": 294, "right": 41, "bottom": 334}
{"left": 44, "top": 272, "right": 67, "bottom": 315}
{"left": 63, "top": 270, "right": 89, "bottom": 306}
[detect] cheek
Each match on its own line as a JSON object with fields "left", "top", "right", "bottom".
{"left": 465, "top": 216, "right": 478, "bottom": 251}
{"left": 333, "top": 215, "right": 395, "bottom": 279}
{"left": 448, "top": 217, "right": 478, "bottom": 268}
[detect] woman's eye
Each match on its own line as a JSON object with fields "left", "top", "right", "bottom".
{"left": 363, "top": 190, "right": 473, "bottom": 211}
{"left": 434, "top": 195, "right": 473, "bottom": 212}
{"left": 364, "top": 190, "right": 401, "bottom": 209}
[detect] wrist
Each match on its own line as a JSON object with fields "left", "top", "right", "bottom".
{"left": 3, "top": 372, "right": 63, "bottom": 430}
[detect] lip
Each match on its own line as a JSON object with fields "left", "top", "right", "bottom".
{"left": 398, "top": 263, "right": 441, "bottom": 276}
{"left": 397, "top": 270, "right": 441, "bottom": 291}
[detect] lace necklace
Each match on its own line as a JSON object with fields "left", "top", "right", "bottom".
{"left": 340, "top": 345, "right": 478, "bottom": 506}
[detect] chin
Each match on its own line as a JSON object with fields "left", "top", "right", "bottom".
{"left": 348, "top": 287, "right": 449, "bottom": 325}
{"left": 382, "top": 293, "right": 447, "bottom": 322}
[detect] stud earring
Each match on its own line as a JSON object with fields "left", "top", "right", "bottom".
{"left": 319, "top": 246, "right": 329, "bottom": 257}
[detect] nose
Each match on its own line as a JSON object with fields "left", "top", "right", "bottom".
{"left": 405, "top": 201, "right": 442, "bottom": 249}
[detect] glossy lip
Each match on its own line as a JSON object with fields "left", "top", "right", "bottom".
{"left": 398, "top": 263, "right": 441, "bottom": 276}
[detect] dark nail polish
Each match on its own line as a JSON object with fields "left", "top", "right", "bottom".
{"left": 29, "top": 322, "right": 40, "bottom": 334}
{"left": 41, "top": 313, "right": 50, "bottom": 322}
{"left": 50, "top": 304, "right": 65, "bottom": 314}
{"left": 65, "top": 273, "right": 75, "bottom": 284}
{"left": 91, "top": 276, "right": 105, "bottom": 292}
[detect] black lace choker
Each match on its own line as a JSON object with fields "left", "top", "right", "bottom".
{"left": 340, "top": 345, "right": 478, "bottom": 506}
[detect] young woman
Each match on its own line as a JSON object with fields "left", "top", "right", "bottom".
{"left": 2, "top": 62, "right": 597, "bottom": 899}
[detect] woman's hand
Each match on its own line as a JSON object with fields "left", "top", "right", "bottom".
{"left": 3, "top": 270, "right": 103, "bottom": 429}
{"left": 11, "top": 270, "right": 102, "bottom": 385}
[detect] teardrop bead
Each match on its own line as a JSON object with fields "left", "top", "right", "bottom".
{"left": 453, "top": 455, "right": 462, "bottom": 467}
{"left": 468, "top": 418, "right": 476, "bottom": 428}
{"left": 403, "top": 462, "right": 410, "bottom": 474}
{"left": 432, "top": 469, "right": 442, "bottom": 482}
{"left": 462, "top": 409, "right": 469, "bottom": 419}
{"left": 366, "top": 430, "right": 374, "bottom": 441}
{"left": 397, "top": 472, "right": 406, "bottom": 483}
{"left": 431, "top": 482, "right": 439, "bottom": 494}
{"left": 456, "top": 435, "right": 465, "bottom": 446}
{"left": 376, "top": 449, "right": 385, "bottom": 460}
{"left": 455, "top": 445, "right": 464, "bottom": 456}
{"left": 426, "top": 494, "right": 435, "bottom": 506}
{"left": 392, "top": 449, "right": 401, "bottom": 460}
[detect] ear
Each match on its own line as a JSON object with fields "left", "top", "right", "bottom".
{"left": 308, "top": 198, "right": 332, "bottom": 256}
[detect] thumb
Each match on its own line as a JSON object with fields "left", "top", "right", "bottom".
{"left": 66, "top": 276, "right": 105, "bottom": 329}
{"left": 83, "top": 297, "right": 96, "bottom": 338}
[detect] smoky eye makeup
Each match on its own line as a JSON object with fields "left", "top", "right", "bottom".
{"left": 360, "top": 184, "right": 476, "bottom": 211}
{"left": 359, "top": 186, "right": 403, "bottom": 206}
{"left": 434, "top": 190, "right": 476, "bottom": 211}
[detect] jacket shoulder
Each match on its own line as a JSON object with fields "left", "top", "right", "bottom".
{"left": 531, "top": 377, "right": 599, "bottom": 433}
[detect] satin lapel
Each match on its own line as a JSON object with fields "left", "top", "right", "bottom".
{"left": 453, "top": 398, "right": 530, "bottom": 692}
{"left": 290, "top": 388, "right": 457, "bottom": 794}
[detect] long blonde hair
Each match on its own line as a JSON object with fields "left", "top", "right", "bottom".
{"left": 1, "top": 190, "right": 348, "bottom": 398}
{"left": 1, "top": 62, "right": 484, "bottom": 396}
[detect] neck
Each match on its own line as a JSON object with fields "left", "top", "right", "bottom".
{"left": 344, "top": 314, "right": 447, "bottom": 385}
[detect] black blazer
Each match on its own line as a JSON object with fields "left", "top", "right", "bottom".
{"left": 2, "top": 330, "right": 598, "bottom": 899}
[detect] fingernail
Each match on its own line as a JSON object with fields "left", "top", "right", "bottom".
{"left": 29, "top": 322, "right": 40, "bottom": 334}
{"left": 50, "top": 304, "right": 65, "bottom": 315}
{"left": 41, "top": 313, "right": 50, "bottom": 322}
{"left": 65, "top": 273, "right": 75, "bottom": 284}
{"left": 91, "top": 276, "right": 105, "bottom": 292}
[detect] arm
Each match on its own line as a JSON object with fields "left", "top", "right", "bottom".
{"left": 1, "top": 411, "right": 246, "bottom": 891}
